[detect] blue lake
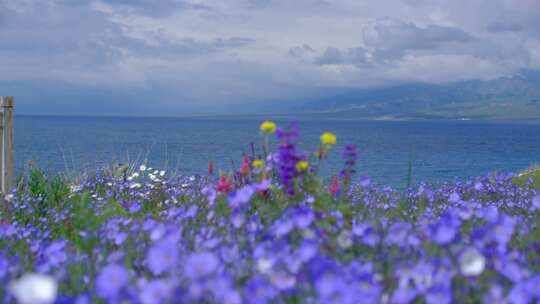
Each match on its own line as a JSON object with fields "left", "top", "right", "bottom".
{"left": 14, "top": 115, "right": 540, "bottom": 187}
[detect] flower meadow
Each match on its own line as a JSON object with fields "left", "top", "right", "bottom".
{"left": 1, "top": 122, "right": 540, "bottom": 304}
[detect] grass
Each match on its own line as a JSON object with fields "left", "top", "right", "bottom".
{"left": 513, "top": 165, "right": 540, "bottom": 190}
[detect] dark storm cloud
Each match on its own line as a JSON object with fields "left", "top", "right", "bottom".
{"left": 315, "top": 47, "right": 370, "bottom": 66}
{"left": 363, "top": 19, "right": 474, "bottom": 51}
{"left": 486, "top": 22, "right": 523, "bottom": 33}
{"left": 288, "top": 45, "right": 314, "bottom": 58}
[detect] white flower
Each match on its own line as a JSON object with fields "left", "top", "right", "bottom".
{"left": 302, "top": 229, "right": 316, "bottom": 239}
{"left": 69, "top": 185, "right": 82, "bottom": 193}
{"left": 127, "top": 172, "right": 140, "bottom": 181}
{"left": 159, "top": 170, "right": 166, "bottom": 177}
{"left": 256, "top": 258, "right": 273, "bottom": 274}
{"left": 130, "top": 183, "right": 142, "bottom": 189}
{"left": 5, "top": 194, "right": 14, "bottom": 201}
{"left": 337, "top": 230, "right": 353, "bottom": 249}
{"left": 139, "top": 165, "right": 147, "bottom": 171}
{"left": 9, "top": 273, "right": 58, "bottom": 304}
{"left": 459, "top": 248, "right": 486, "bottom": 276}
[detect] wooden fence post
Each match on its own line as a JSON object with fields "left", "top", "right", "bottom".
{"left": 0, "top": 97, "right": 13, "bottom": 194}
{"left": 0, "top": 98, "right": 3, "bottom": 193}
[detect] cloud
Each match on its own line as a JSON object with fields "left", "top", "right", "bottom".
{"left": 315, "top": 47, "right": 369, "bottom": 66}
{"left": 363, "top": 18, "right": 474, "bottom": 51}
{"left": 288, "top": 44, "right": 315, "bottom": 58}
{"left": 97, "top": 0, "right": 213, "bottom": 17}
{"left": 0, "top": 0, "right": 539, "bottom": 115}
{"left": 486, "top": 22, "right": 523, "bottom": 33}
{"left": 0, "top": 0, "right": 254, "bottom": 87}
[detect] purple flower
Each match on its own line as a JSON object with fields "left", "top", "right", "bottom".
{"left": 433, "top": 225, "right": 457, "bottom": 245}
{"left": 273, "top": 219, "right": 294, "bottom": 237}
{"left": 254, "top": 179, "right": 271, "bottom": 192}
{"left": 228, "top": 186, "right": 255, "bottom": 209}
{"left": 276, "top": 122, "right": 300, "bottom": 196}
{"left": 269, "top": 271, "right": 296, "bottom": 290}
{"left": 315, "top": 273, "right": 346, "bottom": 301}
{"left": 474, "top": 182, "right": 483, "bottom": 191}
{"left": 185, "top": 205, "right": 198, "bottom": 218}
{"left": 507, "top": 282, "right": 530, "bottom": 304}
{"left": 297, "top": 241, "right": 318, "bottom": 262}
{"left": 146, "top": 237, "right": 179, "bottom": 275}
{"left": 245, "top": 275, "right": 277, "bottom": 304}
{"left": 425, "top": 284, "right": 452, "bottom": 304}
{"left": 38, "top": 240, "right": 67, "bottom": 272}
{"left": 129, "top": 203, "right": 141, "bottom": 213}
{"left": 184, "top": 252, "right": 219, "bottom": 279}
{"left": 431, "top": 210, "right": 461, "bottom": 245}
{"left": 202, "top": 185, "right": 217, "bottom": 205}
{"left": 355, "top": 275, "right": 382, "bottom": 303}
{"left": 500, "top": 261, "right": 525, "bottom": 283}
{"left": 362, "top": 228, "right": 380, "bottom": 247}
{"left": 115, "top": 232, "right": 128, "bottom": 245}
{"left": 448, "top": 192, "right": 461, "bottom": 203}
{"left": 231, "top": 211, "right": 245, "bottom": 228}
{"left": 95, "top": 264, "right": 129, "bottom": 300}
{"left": 493, "top": 214, "right": 517, "bottom": 250}
{"left": 340, "top": 144, "right": 358, "bottom": 182}
{"left": 107, "top": 251, "right": 125, "bottom": 264}
{"left": 477, "top": 205, "right": 498, "bottom": 222}
{"left": 385, "top": 222, "right": 411, "bottom": 246}
{"left": 0, "top": 253, "right": 9, "bottom": 279}
{"left": 209, "top": 277, "right": 242, "bottom": 304}
{"left": 532, "top": 195, "right": 540, "bottom": 209}
{"left": 0, "top": 223, "right": 17, "bottom": 237}
{"left": 353, "top": 221, "right": 380, "bottom": 246}
{"left": 392, "top": 286, "right": 418, "bottom": 304}
{"left": 352, "top": 221, "right": 369, "bottom": 236}
{"left": 292, "top": 207, "right": 314, "bottom": 229}
{"left": 75, "top": 294, "right": 91, "bottom": 304}
{"left": 139, "top": 279, "right": 173, "bottom": 304}
{"left": 359, "top": 176, "right": 371, "bottom": 187}
{"left": 483, "top": 285, "right": 504, "bottom": 304}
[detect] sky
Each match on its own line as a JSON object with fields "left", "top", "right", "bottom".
{"left": 1, "top": 0, "right": 539, "bottom": 116}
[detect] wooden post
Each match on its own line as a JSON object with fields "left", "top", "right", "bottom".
{"left": 0, "top": 97, "right": 13, "bottom": 194}
{"left": 0, "top": 102, "right": 3, "bottom": 193}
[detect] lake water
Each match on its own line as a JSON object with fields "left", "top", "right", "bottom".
{"left": 14, "top": 115, "right": 540, "bottom": 187}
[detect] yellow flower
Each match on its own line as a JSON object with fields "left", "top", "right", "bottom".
{"left": 295, "top": 160, "right": 309, "bottom": 172}
{"left": 320, "top": 132, "right": 337, "bottom": 145}
{"left": 252, "top": 159, "right": 265, "bottom": 168}
{"left": 260, "top": 121, "right": 277, "bottom": 134}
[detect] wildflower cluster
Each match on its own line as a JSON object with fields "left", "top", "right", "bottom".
{"left": 0, "top": 123, "right": 539, "bottom": 303}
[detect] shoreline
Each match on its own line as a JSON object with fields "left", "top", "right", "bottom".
{"left": 14, "top": 113, "right": 540, "bottom": 125}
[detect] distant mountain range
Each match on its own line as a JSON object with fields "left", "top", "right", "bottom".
{"left": 295, "top": 70, "right": 540, "bottom": 120}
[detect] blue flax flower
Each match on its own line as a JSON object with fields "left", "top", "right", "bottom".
{"left": 96, "top": 264, "right": 129, "bottom": 300}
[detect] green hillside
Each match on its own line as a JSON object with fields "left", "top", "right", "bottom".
{"left": 299, "top": 70, "right": 540, "bottom": 120}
